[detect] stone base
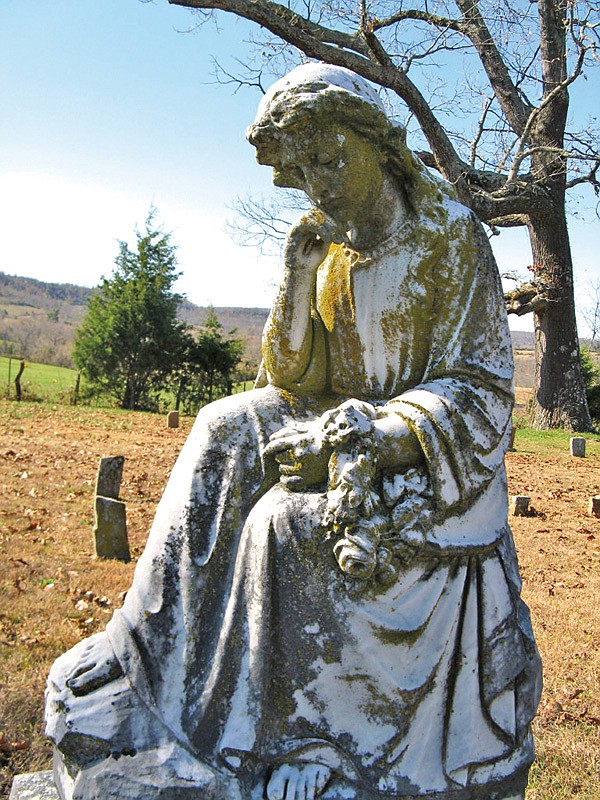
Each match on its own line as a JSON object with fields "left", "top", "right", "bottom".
{"left": 9, "top": 768, "right": 525, "bottom": 800}
{"left": 9, "top": 771, "right": 60, "bottom": 800}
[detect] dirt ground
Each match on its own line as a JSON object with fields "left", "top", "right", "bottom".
{"left": 0, "top": 399, "right": 599, "bottom": 798}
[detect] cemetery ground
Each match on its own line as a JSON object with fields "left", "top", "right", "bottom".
{"left": 0, "top": 398, "right": 598, "bottom": 799}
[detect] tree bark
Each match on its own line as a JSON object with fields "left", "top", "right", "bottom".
{"left": 528, "top": 210, "right": 591, "bottom": 430}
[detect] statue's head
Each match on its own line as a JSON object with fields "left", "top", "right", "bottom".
{"left": 247, "top": 63, "right": 422, "bottom": 197}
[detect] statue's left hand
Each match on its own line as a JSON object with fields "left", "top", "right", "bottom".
{"left": 264, "top": 423, "right": 331, "bottom": 490}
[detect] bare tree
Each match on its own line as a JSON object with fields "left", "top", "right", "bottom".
{"left": 226, "top": 189, "right": 309, "bottom": 255}
{"left": 168, "top": 0, "right": 599, "bottom": 430}
{"left": 579, "top": 278, "right": 600, "bottom": 349}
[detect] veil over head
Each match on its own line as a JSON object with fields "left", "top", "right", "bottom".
{"left": 246, "top": 63, "right": 394, "bottom": 171}
{"left": 246, "top": 62, "right": 437, "bottom": 201}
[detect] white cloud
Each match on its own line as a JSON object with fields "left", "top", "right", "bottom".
{"left": 0, "top": 171, "right": 279, "bottom": 308}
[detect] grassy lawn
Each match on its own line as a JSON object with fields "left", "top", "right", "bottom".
{"left": 1, "top": 357, "right": 80, "bottom": 404}
{"left": 1, "top": 357, "right": 254, "bottom": 409}
{"left": 0, "top": 400, "right": 598, "bottom": 798}
{"left": 515, "top": 425, "right": 600, "bottom": 455}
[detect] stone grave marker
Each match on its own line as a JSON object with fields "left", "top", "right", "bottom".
{"left": 510, "top": 495, "right": 531, "bottom": 516}
{"left": 9, "top": 771, "right": 59, "bottom": 800}
{"left": 95, "top": 456, "right": 124, "bottom": 499}
{"left": 92, "top": 456, "right": 129, "bottom": 561}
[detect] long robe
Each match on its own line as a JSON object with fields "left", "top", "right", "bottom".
{"left": 48, "top": 195, "right": 542, "bottom": 799}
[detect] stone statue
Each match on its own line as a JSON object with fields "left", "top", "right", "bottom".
{"left": 46, "top": 63, "right": 542, "bottom": 800}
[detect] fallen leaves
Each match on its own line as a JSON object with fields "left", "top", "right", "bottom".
{"left": 538, "top": 687, "right": 600, "bottom": 729}
{"left": 0, "top": 732, "right": 31, "bottom": 755}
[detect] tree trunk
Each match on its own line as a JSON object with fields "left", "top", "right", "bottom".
{"left": 175, "top": 376, "right": 186, "bottom": 411}
{"left": 528, "top": 210, "right": 591, "bottom": 430}
{"left": 123, "top": 373, "right": 136, "bottom": 410}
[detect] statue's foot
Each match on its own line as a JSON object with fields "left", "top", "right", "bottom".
{"left": 267, "top": 763, "right": 331, "bottom": 800}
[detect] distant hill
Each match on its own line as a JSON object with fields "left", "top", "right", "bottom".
{"left": 1, "top": 271, "right": 543, "bottom": 374}
{"left": 0, "top": 272, "right": 93, "bottom": 366}
{"left": 177, "top": 301, "right": 268, "bottom": 367}
{"left": 0, "top": 272, "right": 268, "bottom": 369}
{"left": 511, "top": 330, "right": 534, "bottom": 349}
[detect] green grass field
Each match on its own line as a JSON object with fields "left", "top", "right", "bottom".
{"left": 1, "top": 356, "right": 253, "bottom": 409}
{"left": 515, "top": 425, "right": 600, "bottom": 454}
{"left": 1, "top": 356, "right": 80, "bottom": 403}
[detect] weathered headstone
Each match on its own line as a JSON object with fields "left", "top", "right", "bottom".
{"left": 570, "top": 436, "right": 586, "bottom": 457}
{"left": 9, "top": 771, "right": 59, "bottom": 800}
{"left": 589, "top": 496, "right": 600, "bottom": 517}
{"left": 92, "top": 456, "right": 129, "bottom": 561}
{"left": 95, "top": 456, "right": 124, "bottom": 499}
{"left": 167, "top": 410, "right": 179, "bottom": 428}
{"left": 93, "top": 496, "right": 129, "bottom": 561}
{"left": 510, "top": 495, "right": 531, "bottom": 516}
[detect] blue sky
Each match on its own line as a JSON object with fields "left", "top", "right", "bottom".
{"left": 1, "top": 0, "right": 599, "bottom": 333}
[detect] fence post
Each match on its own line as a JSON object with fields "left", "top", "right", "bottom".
{"left": 14, "top": 360, "right": 25, "bottom": 401}
{"left": 72, "top": 371, "right": 81, "bottom": 405}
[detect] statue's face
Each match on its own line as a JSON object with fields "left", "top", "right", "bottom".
{"left": 274, "top": 124, "right": 386, "bottom": 228}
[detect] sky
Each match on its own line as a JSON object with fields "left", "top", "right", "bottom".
{"left": 1, "top": 0, "right": 599, "bottom": 333}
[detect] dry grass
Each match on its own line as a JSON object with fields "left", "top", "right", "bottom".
{"left": 1, "top": 399, "right": 599, "bottom": 798}
{"left": 506, "top": 437, "right": 600, "bottom": 799}
{"left": 0, "top": 401, "right": 192, "bottom": 796}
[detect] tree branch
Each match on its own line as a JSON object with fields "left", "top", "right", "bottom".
{"left": 168, "top": 0, "right": 371, "bottom": 56}
{"left": 168, "top": 0, "right": 474, "bottom": 202}
{"left": 453, "top": 0, "right": 531, "bottom": 135}
{"left": 504, "top": 281, "right": 548, "bottom": 316}
{"left": 167, "top": 0, "right": 598, "bottom": 226}
{"left": 565, "top": 158, "right": 600, "bottom": 191}
{"left": 504, "top": 44, "right": 587, "bottom": 185}
{"left": 371, "top": 9, "right": 467, "bottom": 36}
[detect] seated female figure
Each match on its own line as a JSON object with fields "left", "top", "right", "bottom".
{"left": 46, "top": 64, "right": 542, "bottom": 800}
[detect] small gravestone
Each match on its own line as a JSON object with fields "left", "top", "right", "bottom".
{"left": 589, "top": 496, "right": 600, "bottom": 517}
{"left": 94, "top": 497, "right": 130, "bottom": 561}
{"left": 508, "top": 426, "right": 516, "bottom": 451}
{"left": 570, "top": 437, "right": 586, "bottom": 457}
{"left": 92, "top": 456, "right": 129, "bottom": 561}
{"left": 167, "top": 410, "right": 179, "bottom": 428}
{"left": 9, "top": 771, "right": 59, "bottom": 800}
{"left": 510, "top": 495, "right": 530, "bottom": 516}
{"left": 95, "top": 456, "right": 124, "bottom": 499}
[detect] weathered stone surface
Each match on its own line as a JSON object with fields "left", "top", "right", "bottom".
{"left": 589, "top": 495, "right": 600, "bottom": 517}
{"left": 510, "top": 495, "right": 530, "bottom": 516}
{"left": 570, "top": 436, "right": 586, "bottom": 457}
{"left": 94, "top": 456, "right": 124, "bottom": 500}
{"left": 49, "top": 742, "right": 240, "bottom": 800}
{"left": 9, "top": 771, "right": 59, "bottom": 800}
{"left": 46, "top": 63, "right": 541, "bottom": 800}
{"left": 92, "top": 497, "right": 129, "bottom": 561}
{"left": 167, "top": 410, "right": 179, "bottom": 428}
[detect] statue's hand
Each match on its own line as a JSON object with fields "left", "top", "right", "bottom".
{"left": 264, "top": 422, "right": 331, "bottom": 490}
{"left": 284, "top": 209, "right": 348, "bottom": 273}
{"left": 65, "top": 634, "right": 123, "bottom": 696}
